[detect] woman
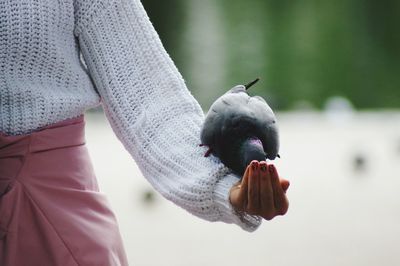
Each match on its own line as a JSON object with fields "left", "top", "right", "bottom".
{"left": 0, "top": 0, "right": 290, "bottom": 265}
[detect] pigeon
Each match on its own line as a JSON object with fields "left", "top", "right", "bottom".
{"left": 200, "top": 78, "right": 280, "bottom": 176}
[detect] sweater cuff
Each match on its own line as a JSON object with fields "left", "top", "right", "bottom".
{"left": 213, "top": 172, "right": 262, "bottom": 232}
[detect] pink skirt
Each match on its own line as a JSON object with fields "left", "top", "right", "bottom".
{"left": 0, "top": 116, "right": 128, "bottom": 266}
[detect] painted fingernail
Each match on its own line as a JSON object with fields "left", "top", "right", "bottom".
{"left": 269, "top": 165, "right": 275, "bottom": 173}
{"left": 251, "top": 161, "right": 258, "bottom": 170}
{"left": 260, "top": 165, "right": 267, "bottom": 172}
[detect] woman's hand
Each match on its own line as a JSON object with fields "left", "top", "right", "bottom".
{"left": 229, "top": 160, "right": 290, "bottom": 220}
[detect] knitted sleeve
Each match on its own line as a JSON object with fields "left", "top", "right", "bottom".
{"left": 73, "top": 0, "right": 261, "bottom": 231}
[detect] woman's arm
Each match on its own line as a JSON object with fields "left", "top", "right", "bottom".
{"left": 73, "top": 0, "right": 261, "bottom": 231}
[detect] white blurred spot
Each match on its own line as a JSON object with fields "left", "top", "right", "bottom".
{"left": 324, "top": 96, "right": 355, "bottom": 123}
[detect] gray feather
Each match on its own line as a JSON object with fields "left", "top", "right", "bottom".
{"left": 200, "top": 82, "right": 279, "bottom": 175}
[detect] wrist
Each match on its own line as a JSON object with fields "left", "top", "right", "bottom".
{"left": 214, "top": 172, "right": 262, "bottom": 232}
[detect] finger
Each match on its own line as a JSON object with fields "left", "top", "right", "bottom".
{"left": 259, "top": 161, "right": 275, "bottom": 220}
{"left": 269, "top": 165, "right": 289, "bottom": 215}
{"left": 247, "top": 160, "right": 260, "bottom": 214}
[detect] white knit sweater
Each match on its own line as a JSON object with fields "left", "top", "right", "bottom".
{"left": 0, "top": 0, "right": 261, "bottom": 231}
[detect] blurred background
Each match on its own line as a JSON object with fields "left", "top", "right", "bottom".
{"left": 86, "top": 1, "right": 400, "bottom": 265}
{"left": 142, "top": 0, "right": 400, "bottom": 111}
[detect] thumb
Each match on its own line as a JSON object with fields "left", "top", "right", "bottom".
{"left": 280, "top": 178, "right": 290, "bottom": 193}
{"left": 230, "top": 165, "right": 250, "bottom": 211}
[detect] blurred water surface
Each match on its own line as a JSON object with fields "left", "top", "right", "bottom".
{"left": 85, "top": 111, "right": 400, "bottom": 266}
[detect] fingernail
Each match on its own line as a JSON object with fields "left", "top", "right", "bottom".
{"left": 251, "top": 161, "right": 258, "bottom": 170}
{"left": 260, "top": 165, "right": 267, "bottom": 172}
{"left": 269, "top": 165, "right": 275, "bottom": 174}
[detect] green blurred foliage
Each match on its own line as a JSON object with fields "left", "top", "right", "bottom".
{"left": 140, "top": 0, "right": 186, "bottom": 64}
{"left": 142, "top": 0, "right": 400, "bottom": 110}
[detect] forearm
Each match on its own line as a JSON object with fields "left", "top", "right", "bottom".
{"left": 74, "top": 0, "right": 261, "bottom": 231}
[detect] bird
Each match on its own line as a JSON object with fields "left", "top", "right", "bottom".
{"left": 200, "top": 78, "right": 280, "bottom": 176}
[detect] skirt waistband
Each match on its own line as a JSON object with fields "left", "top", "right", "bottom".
{"left": 0, "top": 116, "right": 85, "bottom": 157}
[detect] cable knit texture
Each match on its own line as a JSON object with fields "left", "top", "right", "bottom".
{"left": 0, "top": 0, "right": 261, "bottom": 231}
{"left": 0, "top": 0, "right": 100, "bottom": 134}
